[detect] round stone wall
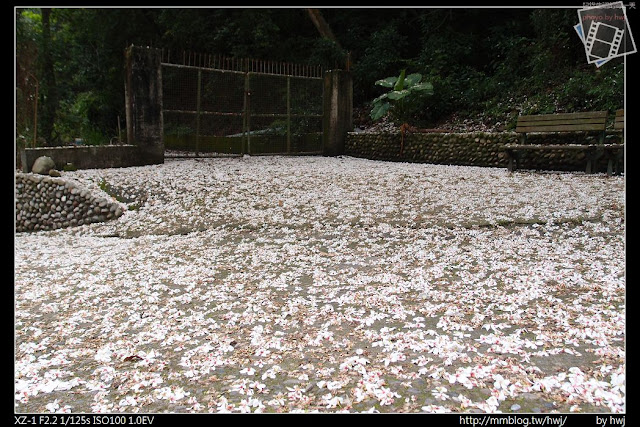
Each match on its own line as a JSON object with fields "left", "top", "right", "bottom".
{"left": 15, "top": 173, "right": 124, "bottom": 232}
{"left": 345, "top": 131, "right": 623, "bottom": 172}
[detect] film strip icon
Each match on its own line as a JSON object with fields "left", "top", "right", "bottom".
{"left": 586, "top": 21, "right": 625, "bottom": 60}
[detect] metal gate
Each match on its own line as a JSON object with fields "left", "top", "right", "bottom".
{"left": 161, "top": 51, "right": 324, "bottom": 156}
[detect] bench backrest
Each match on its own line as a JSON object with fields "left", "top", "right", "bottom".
{"left": 516, "top": 111, "right": 608, "bottom": 134}
{"left": 614, "top": 109, "right": 624, "bottom": 130}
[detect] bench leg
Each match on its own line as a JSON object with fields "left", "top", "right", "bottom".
{"left": 506, "top": 150, "right": 519, "bottom": 172}
{"left": 585, "top": 148, "right": 602, "bottom": 174}
{"left": 615, "top": 151, "right": 624, "bottom": 175}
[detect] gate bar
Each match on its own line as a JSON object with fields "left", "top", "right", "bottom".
{"left": 195, "top": 69, "right": 202, "bottom": 157}
{"left": 161, "top": 49, "right": 323, "bottom": 77}
{"left": 286, "top": 76, "right": 291, "bottom": 153}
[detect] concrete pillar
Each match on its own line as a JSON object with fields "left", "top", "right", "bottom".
{"left": 323, "top": 70, "right": 352, "bottom": 156}
{"left": 124, "top": 46, "right": 164, "bottom": 165}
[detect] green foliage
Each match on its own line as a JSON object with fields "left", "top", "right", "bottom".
{"left": 352, "top": 23, "right": 411, "bottom": 104}
{"left": 307, "top": 38, "right": 347, "bottom": 69}
{"left": 370, "top": 69, "right": 434, "bottom": 124}
{"left": 164, "top": 124, "right": 195, "bottom": 137}
{"left": 15, "top": 7, "right": 624, "bottom": 145}
{"left": 555, "top": 65, "right": 624, "bottom": 113}
{"left": 54, "top": 91, "right": 112, "bottom": 145}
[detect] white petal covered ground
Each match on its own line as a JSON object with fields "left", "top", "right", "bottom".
{"left": 15, "top": 156, "right": 625, "bottom": 413}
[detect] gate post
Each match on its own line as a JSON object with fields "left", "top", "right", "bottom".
{"left": 124, "top": 45, "right": 164, "bottom": 165}
{"left": 323, "top": 70, "right": 352, "bottom": 156}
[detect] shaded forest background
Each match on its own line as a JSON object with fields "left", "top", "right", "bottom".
{"left": 16, "top": 7, "right": 624, "bottom": 148}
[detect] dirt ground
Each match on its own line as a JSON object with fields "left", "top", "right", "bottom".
{"left": 14, "top": 156, "right": 625, "bottom": 413}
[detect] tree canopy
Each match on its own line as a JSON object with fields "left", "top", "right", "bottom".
{"left": 15, "top": 7, "right": 624, "bottom": 147}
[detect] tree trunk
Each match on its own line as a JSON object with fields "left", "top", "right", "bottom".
{"left": 305, "top": 9, "right": 340, "bottom": 48}
{"left": 39, "top": 8, "right": 59, "bottom": 146}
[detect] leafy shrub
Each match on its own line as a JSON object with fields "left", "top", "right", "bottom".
{"left": 370, "top": 69, "right": 434, "bottom": 124}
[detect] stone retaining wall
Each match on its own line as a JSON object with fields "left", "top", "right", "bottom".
{"left": 20, "top": 145, "right": 158, "bottom": 173}
{"left": 345, "top": 131, "right": 623, "bottom": 172}
{"left": 16, "top": 173, "right": 124, "bottom": 232}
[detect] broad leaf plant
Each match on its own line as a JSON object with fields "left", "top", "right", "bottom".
{"left": 370, "top": 69, "right": 434, "bottom": 154}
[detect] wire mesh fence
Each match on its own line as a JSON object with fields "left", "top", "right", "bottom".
{"left": 161, "top": 52, "right": 324, "bottom": 156}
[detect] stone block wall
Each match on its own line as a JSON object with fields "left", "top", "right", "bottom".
{"left": 20, "top": 145, "right": 149, "bottom": 173}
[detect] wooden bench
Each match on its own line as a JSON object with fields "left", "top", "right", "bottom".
{"left": 614, "top": 109, "right": 624, "bottom": 131}
{"left": 502, "top": 111, "right": 616, "bottom": 174}
{"left": 606, "top": 109, "right": 625, "bottom": 174}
